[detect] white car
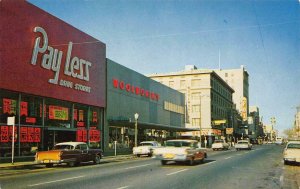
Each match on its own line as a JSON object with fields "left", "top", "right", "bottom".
{"left": 133, "top": 141, "right": 160, "bottom": 157}
{"left": 235, "top": 140, "right": 252, "bottom": 151}
{"left": 283, "top": 141, "right": 300, "bottom": 165}
{"left": 152, "top": 139, "right": 206, "bottom": 165}
{"left": 212, "top": 139, "right": 229, "bottom": 150}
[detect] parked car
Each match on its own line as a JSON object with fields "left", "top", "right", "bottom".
{"left": 212, "top": 139, "right": 229, "bottom": 150}
{"left": 283, "top": 141, "right": 300, "bottom": 165}
{"left": 35, "top": 142, "right": 103, "bottom": 167}
{"left": 235, "top": 140, "right": 252, "bottom": 151}
{"left": 152, "top": 139, "right": 206, "bottom": 165}
{"left": 133, "top": 141, "right": 161, "bottom": 157}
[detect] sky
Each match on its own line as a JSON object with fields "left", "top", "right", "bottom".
{"left": 28, "top": 0, "right": 300, "bottom": 134}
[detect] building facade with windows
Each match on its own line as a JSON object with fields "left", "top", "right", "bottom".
{"left": 105, "top": 59, "right": 186, "bottom": 153}
{"left": 213, "top": 66, "right": 249, "bottom": 122}
{"left": 0, "top": 1, "right": 190, "bottom": 160}
{"left": 0, "top": 1, "right": 106, "bottom": 158}
{"left": 149, "top": 66, "right": 234, "bottom": 146}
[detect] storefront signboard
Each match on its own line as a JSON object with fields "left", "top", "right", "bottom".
{"left": 1, "top": 1, "right": 106, "bottom": 107}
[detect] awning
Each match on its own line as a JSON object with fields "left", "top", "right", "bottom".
{"left": 108, "top": 120, "right": 198, "bottom": 132}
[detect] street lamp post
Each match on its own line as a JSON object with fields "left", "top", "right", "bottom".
{"left": 134, "top": 113, "right": 139, "bottom": 147}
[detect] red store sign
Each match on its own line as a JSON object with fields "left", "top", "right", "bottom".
{"left": 112, "top": 78, "right": 160, "bottom": 101}
{"left": 1, "top": 1, "right": 106, "bottom": 107}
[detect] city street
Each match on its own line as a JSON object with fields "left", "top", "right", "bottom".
{"left": 0, "top": 144, "right": 299, "bottom": 189}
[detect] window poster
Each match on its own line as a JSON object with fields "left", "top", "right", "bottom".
{"left": 20, "top": 101, "right": 28, "bottom": 116}
{"left": 27, "top": 127, "right": 35, "bottom": 142}
{"left": 89, "top": 129, "right": 100, "bottom": 142}
{"left": 1, "top": 126, "right": 9, "bottom": 142}
{"left": 34, "top": 128, "right": 41, "bottom": 142}
{"left": 20, "top": 127, "right": 28, "bottom": 142}
{"left": 8, "top": 126, "right": 17, "bottom": 142}
{"left": 49, "top": 105, "right": 69, "bottom": 120}
{"left": 92, "top": 111, "right": 98, "bottom": 123}
{"left": 3, "top": 98, "right": 17, "bottom": 114}
{"left": 77, "top": 128, "right": 87, "bottom": 142}
{"left": 73, "top": 109, "right": 78, "bottom": 121}
{"left": 79, "top": 110, "right": 84, "bottom": 121}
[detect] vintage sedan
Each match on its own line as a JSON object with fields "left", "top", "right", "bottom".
{"left": 152, "top": 139, "right": 206, "bottom": 165}
{"left": 283, "top": 141, "right": 300, "bottom": 165}
{"left": 35, "top": 142, "right": 103, "bottom": 167}
{"left": 212, "top": 139, "right": 230, "bottom": 150}
{"left": 235, "top": 140, "right": 252, "bottom": 150}
{"left": 133, "top": 141, "right": 161, "bottom": 157}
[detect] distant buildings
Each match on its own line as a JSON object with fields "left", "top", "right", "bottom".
{"left": 149, "top": 65, "right": 263, "bottom": 144}
{"left": 149, "top": 65, "right": 235, "bottom": 146}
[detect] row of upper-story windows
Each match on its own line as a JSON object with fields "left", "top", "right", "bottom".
{"left": 211, "top": 78, "right": 232, "bottom": 100}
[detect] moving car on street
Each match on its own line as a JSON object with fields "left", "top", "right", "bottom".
{"left": 152, "top": 139, "right": 206, "bottom": 165}
{"left": 212, "top": 139, "right": 230, "bottom": 150}
{"left": 133, "top": 141, "right": 161, "bottom": 157}
{"left": 283, "top": 141, "right": 300, "bottom": 165}
{"left": 235, "top": 140, "right": 252, "bottom": 151}
{"left": 35, "top": 142, "right": 103, "bottom": 167}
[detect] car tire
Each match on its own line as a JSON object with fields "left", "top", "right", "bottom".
{"left": 284, "top": 160, "right": 289, "bottom": 165}
{"left": 45, "top": 163, "right": 53, "bottom": 168}
{"left": 94, "top": 154, "right": 101, "bottom": 164}
{"left": 161, "top": 160, "right": 167, "bottom": 165}
{"left": 68, "top": 161, "right": 76, "bottom": 167}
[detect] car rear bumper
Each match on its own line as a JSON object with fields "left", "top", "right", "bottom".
{"left": 284, "top": 158, "right": 300, "bottom": 163}
{"left": 153, "top": 154, "right": 191, "bottom": 161}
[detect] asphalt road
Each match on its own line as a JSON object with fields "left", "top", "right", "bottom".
{"left": 0, "top": 144, "right": 299, "bottom": 189}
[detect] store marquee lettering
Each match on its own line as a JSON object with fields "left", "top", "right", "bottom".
{"left": 30, "top": 26, "right": 92, "bottom": 93}
{"left": 112, "top": 78, "right": 160, "bottom": 101}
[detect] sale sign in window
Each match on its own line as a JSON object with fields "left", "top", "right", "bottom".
{"left": 3, "top": 98, "right": 17, "bottom": 114}
{"left": 20, "top": 101, "right": 28, "bottom": 116}
{"left": 49, "top": 105, "right": 69, "bottom": 120}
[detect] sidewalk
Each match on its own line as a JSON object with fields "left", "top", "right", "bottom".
{"left": 0, "top": 154, "right": 136, "bottom": 169}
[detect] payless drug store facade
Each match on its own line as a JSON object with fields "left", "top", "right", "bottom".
{"left": 0, "top": 1, "right": 106, "bottom": 158}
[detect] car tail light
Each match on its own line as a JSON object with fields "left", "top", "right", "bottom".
{"left": 58, "top": 151, "right": 63, "bottom": 158}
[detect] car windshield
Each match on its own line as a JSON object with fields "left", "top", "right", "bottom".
{"left": 140, "top": 143, "right": 154, "bottom": 146}
{"left": 214, "top": 140, "right": 223, "bottom": 143}
{"left": 53, "top": 145, "right": 74, "bottom": 150}
{"left": 287, "top": 143, "right": 300, "bottom": 149}
{"left": 238, "top": 141, "right": 248, "bottom": 144}
{"left": 165, "top": 141, "right": 192, "bottom": 147}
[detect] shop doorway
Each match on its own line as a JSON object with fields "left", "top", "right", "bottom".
{"left": 44, "top": 130, "right": 76, "bottom": 150}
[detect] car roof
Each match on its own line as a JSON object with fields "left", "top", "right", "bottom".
{"left": 140, "top": 141, "right": 158, "bottom": 143}
{"left": 166, "top": 139, "right": 198, "bottom": 142}
{"left": 55, "top": 142, "right": 86, "bottom": 146}
{"left": 287, "top": 141, "right": 300, "bottom": 144}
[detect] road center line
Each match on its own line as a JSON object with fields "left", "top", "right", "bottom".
{"left": 125, "top": 163, "right": 151, "bottom": 170}
{"left": 225, "top": 156, "right": 233, "bottom": 159}
{"left": 166, "top": 169, "right": 188, "bottom": 176}
{"left": 28, "top": 176, "right": 85, "bottom": 187}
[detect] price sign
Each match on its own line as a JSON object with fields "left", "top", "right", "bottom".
{"left": 34, "top": 128, "right": 41, "bottom": 142}
{"left": 20, "top": 127, "right": 28, "bottom": 142}
{"left": 1, "top": 126, "right": 9, "bottom": 142}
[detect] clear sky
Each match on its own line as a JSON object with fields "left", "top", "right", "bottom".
{"left": 29, "top": 0, "right": 300, "bottom": 134}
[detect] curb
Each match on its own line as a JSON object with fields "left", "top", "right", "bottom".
{"left": 0, "top": 155, "right": 136, "bottom": 170}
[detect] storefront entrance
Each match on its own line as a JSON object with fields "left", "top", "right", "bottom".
{"left": 44, "top": 130, "right": 76, "bottom": 150}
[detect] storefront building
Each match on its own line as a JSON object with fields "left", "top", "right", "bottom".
{"left": 0, "top": 1, "right": 106, "bottom": 158}
{"left": 105, "top": 59, "right": 186, "bottom": 153}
